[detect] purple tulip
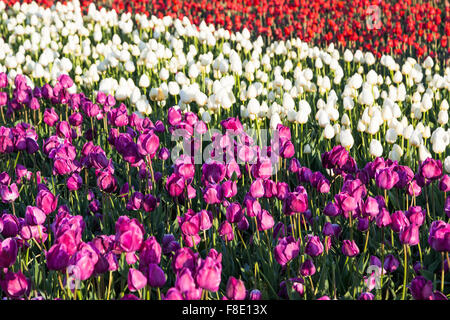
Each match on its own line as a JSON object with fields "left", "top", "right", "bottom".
{"left": 69, "top": 112, "right": 83, "bottom": 127}
{"left": 46, "top": 243, "right": 70, "bottom": 271}
{"left": 140, "top": 236, "right": 162, "bottom": 265}
{"left": 175, "top": 268, "right": 198, "bottom": 298}
{"left": 305, "top": 235, "right": 324, "bottom": 257}
{"left": 274, "top": 236, "right": 300, "bottom": 266}
{"left": 409, "top": 276, "right": 433, "bottom": 300}
{"left": 376, "top": 208, "right": 392, "bottom": 228}
{"left": 218, "top": 221, "right": 234, "bottom": 242}
{"left": 445, "top": 197, "right": 450, "bottom": 219}
{"left": 289, "top": 158, "right": 301, "bottom": 173}
{"left": 35, "top": 188, "right": 57, "bottom": 215}
{"left": 222, "top": 180, "right": 237, "bottom": 198}
{"left": 300, "top": 259, "right": 316, "bottom": 277}
{"left": 58, "top": 74, "right": 74, "bottom": 89}
{"left": 375, "top": 168, "right": 399, "bottom": 190}
{"left": 168, "top": 107, "right": 182, "bottom": 126}
{"left": 384, "top": 254, "right": 399, "bottom": 273}
{"left": 137, "top": 132, "right": 160, "bottom": 158}
{"left": 256, "top": 209, "right": 275, "bottom": 231}
{"left": 172, "top": 247, "right": 198, "bottom": 273}
{"left": 419, "top": 158, "right": 442, "bottom": 180}
{"left": 358, "top": 292, "right": 374, "bottom": 300}
{"left": 250, "top": 179, "right": 265, "bottom": 198}
{"left": 226, "top": 203, "right": 243, "bottom": 223}
{"left": 108, "top": 104, "right": 129, "bottom": 127}
{"left": 428, "top": 220, "right": 450, "bottom": 252}
{"left": 342, "top": 240, "right": 360, "bottom": 257}
{"left": 322, "top": 145, "right": 349, "bottom": 169}
{"left": 202, "top": 162, "right": 226, "bottom": 185}
{"left": 25, "top": 206, "right": 46, "bottom": 225}
{"left": 334, "top": 192, "right": 357, "bottom": 213}
{"left": 0, "top": 72, "right": 7, "bottom": 88}
{"left": 0, "top": 183, "right": 19, "bottom": 203}
{"left": 246, "top": 289, "right": 261, "bottom": 300}
{"left": 128, "top": 268, "right": 147, "bottom": 292}
{"left": 164, "top": 288, "right": 184, "bottom": 300}
{"left": 67, "top": 173, "right": 82, "bottom": 191}
{"left": 439, "top": 175, "right": 450, "bottom": 192}
{"left": 390, "top": 211, "right": 410, "bottom": 233}
{"left": 432, "top": 291, "right": 448, "bottom": 300}
{"left": 202, "top": 183, "right": 223, "bottom": 204}
{"left": 43, "top": 108, "right": 59, "bottom": 126}
{"left": 195, "top": 256, "right": 222, "bottom": 292}
{"left": 115, "top": 216, "right": 145, "bottom": 253}
{"left": 226, "top": 277, "right": 246, "bottom": 300}
{"left": 237, "top": 216, "right": 250, "bottom": 231}
{"left": 400, "top": 224, "right": 420, "bottom": 246}
{"left": 97, "top": 171, "right": 118, "bottom": 193}
{"left": 0, "top": 172, "right": 11, "bottom": 185}
{"left": 407, "top": 179, "right": 422, "bottom": 197}
{"left": 275, "top": 182, "right": 289, "bottom": 200}
{"left": 146, "top": 263, "right": 166, "bottom": 287}
{"left": 0, "top": 270, "right": 30, "bottom": 299}
{"left": 323, "top": 201, "right": 340, "bottom": 217}
{"left": 0, "top": 237, "right": 18, "bottom": 268}
{"left": 406, "top": 206, "right": 425, "bottom": 226}
{"left": 284, "top": 187, "right": 308, "bottom": 215}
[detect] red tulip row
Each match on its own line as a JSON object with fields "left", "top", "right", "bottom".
{"left": 3, "top": 0, "right": 449, "bottom": 61}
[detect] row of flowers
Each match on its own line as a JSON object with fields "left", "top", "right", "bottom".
{"left": 0, "top": 70, "right": 448, "bottom": 300}
{"left": 2, "top": 0, "right": 449, "bottom": 60}
{"left": 0, "top": 1, "right": 449, "bottom": 174}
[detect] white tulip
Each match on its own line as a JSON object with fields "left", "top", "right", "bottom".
{"left": 287, "top": 110, "right": 297, "bottom": 122}
{"left": 366, "top": 70, "right": 378, "bottom": 86}
{"left": 369, "top": 139, "right": 383, "bottom": 157}
{"left": 136, "top": 97, "right": 152, "bottom": 115}
{"left": 283, "top": 93, "right": 295, "bottom": 110}
{"left": 438, "top": 110, "right": 448, "bottom": 125}
{"left": 323, "top": 124, "right": 335, "bottom": 139}
{"left": 357, "top": 120, "right": 366, "bottom": 132}
{"left": 343, "top": 96, "right": 354, "bottom": 110}
{"left": 303, "top": 144, "right": 311, "bottom": 154}
{"left": 341, "top": 114, "right": 350, "bottom": 127}
{"left": 410, "top": 130, "right": 422, "bottom": 147}
{"left": 422, "top": 56, "right": 434, "bottom": 69}
{"left": 139, "top": 74, "right": 150, "bottom": 88}
{"left": 318, "top": 112, "right": 330, "bottom": 128}
{"left": 393, "top": 71, "right": 403, "bottom": 84}
{"left": 270, "top": 113, "right": 281, "bottom": 129}
{"left": 340, "top": 129, "right": 354, "bottom": 149}
{"left": 195, "top": 92, "right": 207, "bottom": 107}
{"left": 418, "top": 144, "right": 431, "bottom": 162}
{"left": 365, "top": 52, "right": 375, "bottom": 65}
{"left": 168, "top": 81, "right": 180, "bottom": 96}
{"left": 202, "top": 111, "right": 211, "bottom": 123}
{"left": 115, "top": 85, "right": 128, "bottom": 101}
{"left": 247, "top": 98, "right": 260, "bottom": 116}
{"left": 130, "top": 87, "right": 141, "bottom": 104}
{"left": 444, "top": 156, "right": 450, "bottom": 173}
{"left": 359, "top": 88, "right": 374, "bottom": 106}
{"left": 343, "top": 49, "right": 353, "bottom": 62}
{"left": 385, "top": 128, "right": 398, "bottom": 144}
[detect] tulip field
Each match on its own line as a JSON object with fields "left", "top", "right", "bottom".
{"left": 0, "top": 0, "right": 449, "bottom": 301}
